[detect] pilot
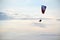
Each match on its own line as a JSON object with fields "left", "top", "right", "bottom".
{"left": 39, "top": 20, "right": 42, "bottom": 22}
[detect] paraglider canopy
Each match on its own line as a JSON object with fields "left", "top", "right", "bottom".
{"left": 41, "top": 5, "right": 46, "bottom": 14}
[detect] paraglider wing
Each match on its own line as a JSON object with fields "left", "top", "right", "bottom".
{"left": 41, "top": 5, "right": 46, "bottom": 14}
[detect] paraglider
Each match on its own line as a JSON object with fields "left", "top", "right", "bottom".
{"left": 41, "top": 5, "right": 46, "bottom": 14}
{"left": 39, "top": 5, "right": 47, "bottom": 22}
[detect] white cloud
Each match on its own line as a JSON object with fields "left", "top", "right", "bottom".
{"left": 1, "top": 7, "right": 40, "bottom": 18}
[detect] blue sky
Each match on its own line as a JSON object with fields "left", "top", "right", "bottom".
{"left": 0, "top": 0, "right": 60, "bottom": 19}
{"left": 1, "top": 0, "right": 60, "bottom": 8}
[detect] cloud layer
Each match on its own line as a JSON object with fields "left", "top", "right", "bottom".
{"left": 0, "top": 12, "right": 12, "bottom": 20}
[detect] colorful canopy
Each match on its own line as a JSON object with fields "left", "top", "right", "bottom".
{"left": 41, "top": 5, "right": 46, "bottom": 14}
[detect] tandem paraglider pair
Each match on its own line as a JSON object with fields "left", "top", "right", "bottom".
{"left": 39, "top": 5, "right": 47, "bottom": 22}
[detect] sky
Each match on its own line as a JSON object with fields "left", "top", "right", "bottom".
{"left": 0, "top": 0, "right": 60, "bottom": 19}
{"left": 0, "top": 0, "right": 60, "bottom": 40}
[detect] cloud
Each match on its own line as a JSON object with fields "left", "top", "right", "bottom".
{"left": 1, "top": 7, "right": 40, "bottom": 18}
{"left": 0, "top": 12, "right": 13, "bottom": 20}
